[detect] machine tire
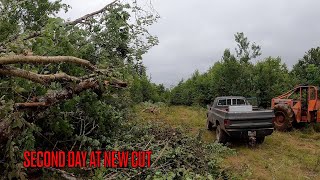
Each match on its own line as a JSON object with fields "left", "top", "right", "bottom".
{"left": 216, "top": 125, "right": 228, "bottom": 144}
{"left": 273, "top": 104, "right": 294, "bottom": 131}
{"left": 206, "top": 118, "right": 214, "bottom": 131}
{"left": 256, "top": 136, "right": 265, "bottom": 144}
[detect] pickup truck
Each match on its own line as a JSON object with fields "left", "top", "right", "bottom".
{"left": 206, "top": 96, "right": 274, "bottom": 144}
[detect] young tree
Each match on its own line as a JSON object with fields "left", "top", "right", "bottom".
{"left": 234, "top": 32, "right": 261, "bottom": 63}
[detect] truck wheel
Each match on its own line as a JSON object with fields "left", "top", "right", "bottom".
{"left": 256, "top": 136, "right": 265, "bottom": 144}
{"left": 206, "top": 119, "right": 214, "bottom": 131}
{"left": 216, "top": 125, "right": 227, "bottom": 144}
{"left": 273, "top": 104, "right": 294, "bottom": 131}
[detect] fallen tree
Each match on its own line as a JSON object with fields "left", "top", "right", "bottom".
{"left": 0, "top": 54, "right": 127, "bottom": 146}
{"left": 0, "top": 0, "right": 159, "bottom": 178}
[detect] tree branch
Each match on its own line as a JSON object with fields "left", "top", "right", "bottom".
{"left": 23, "top": 31, "right": 42, "bottom": 40}
{"left": 14, "top": 78, "right": 99, "bottom": 109}
{"left": 0, "top": 55, "right": 97, "bottom": 71}
{"left": 14, "top": 78, "right": 127, "bottom": 109}
{"left": 104, "top": 78, "right": 128, "bottom": 88}
{"left": 0, "top": 32, "right": 41, "bottom": 51}
{"left": 0, "top": 66, "right": 81, "bottom": 85}
{"left": 66, "top": 0, "right": 119, "bottom": 25}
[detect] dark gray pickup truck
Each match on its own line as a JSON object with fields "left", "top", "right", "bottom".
{"left": 206, "top": 96, "right": 274, "bottom": 144}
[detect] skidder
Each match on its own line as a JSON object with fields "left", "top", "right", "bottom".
{"left": 271, "top": 85, "right": 320, "bottom": 131}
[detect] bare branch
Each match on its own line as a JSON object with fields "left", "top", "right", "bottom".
{"left": 0, "top": 55, "right": 97, "bottom": 71}
{"left": 14, "top": 78, "right": 98, "bottom": 109}
{"left": 0, "top": 66, "right": 81, "bottom": 85}
{"left": 14, "top": 78, "right": 127, "bottom": 109}
{"left": 104, "top": 79, "right": 127, "bottom": 88}
{"left": 66, "top": 0, "right": 119, "bottom": 26}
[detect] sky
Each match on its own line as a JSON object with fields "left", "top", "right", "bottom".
{"left": 60, "top": 0, "right": 320, "bottom": 88}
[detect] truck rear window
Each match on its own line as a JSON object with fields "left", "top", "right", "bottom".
{"left": 232, "top": 99, "right": 236, "bottom": 105}
{"left": 217, "top": 98, "right": 246, "bottom": 106}
{"left": 227, "top": 99, "right": 231, "bottom": 105}
{"left": 218, "top": 99, "right": 226, "bottom": 105}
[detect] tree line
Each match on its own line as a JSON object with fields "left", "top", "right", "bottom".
{"left": 131, "top": 33, "right": 320, "bottom": 108}
{"left": 168, "top": 33, "right": 320, "bottom": 108}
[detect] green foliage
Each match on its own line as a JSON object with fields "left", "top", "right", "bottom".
{"left": 0, "top": 97, "right": 39, "bottom": 179}
{"left": 0, "top": 0, "right": 69, "bottom": 42}
{"left": 253, "top": 57, "right": 293, "bottom": 107}
{"left": 292, "top": 47, "right": 320, "bottom": 85}
{"left": 130, "top": 75, "right": 169, "bottom": 103}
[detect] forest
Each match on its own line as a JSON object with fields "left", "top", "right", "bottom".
{"left": 0, "top": 0, "right": 320, "bottom": 179}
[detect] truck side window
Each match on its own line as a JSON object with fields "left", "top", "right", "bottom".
{"left": 232, "top": 99, "right": 236, "bottom": 105}
{"left": 237, "top": 99, "right": 245, "bottom": 105}
{"left": 227, "top": 99, "right": 231, "bottom": 105}
{"left": 218, "top": 99, "right": 226, "bottom": 106}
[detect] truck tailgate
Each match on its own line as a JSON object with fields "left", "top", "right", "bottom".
{"left": 226, "top": 110, "right": 274, "bottom": 129}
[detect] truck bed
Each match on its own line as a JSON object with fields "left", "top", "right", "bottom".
{"left": 211, "top": 108, "right": 274, "bottom": 129}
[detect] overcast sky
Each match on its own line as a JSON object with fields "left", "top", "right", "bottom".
{"left": 60, "top": 0, "right": 320, "bottom": 87}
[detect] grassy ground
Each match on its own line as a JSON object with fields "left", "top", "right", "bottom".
{"left": 135, "top": 105, "right": 320, "bottom": 180}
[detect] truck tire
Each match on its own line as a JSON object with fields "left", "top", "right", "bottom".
{"left": 256, "top": 136, "right": 265, "bottom": 144}
{"left": 206, "top": 119, "right": 214, "bottom": 131}
{"left": 216, "top": 125, "right": 227, "bottom": 144}
{"left": 273, "top": 104, "right": 294, "bottom": 131}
